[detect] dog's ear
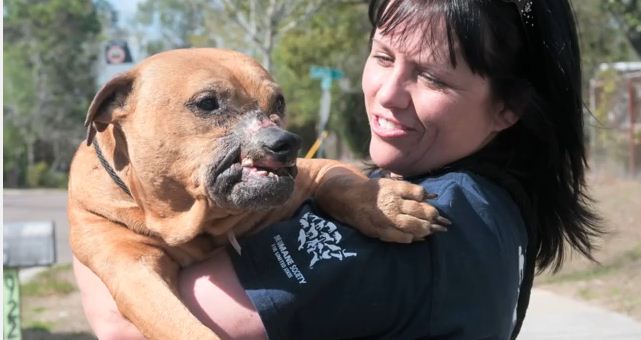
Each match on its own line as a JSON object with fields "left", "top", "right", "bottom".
{"left": 85, "top": 72, "right": 135, "bottom": 146}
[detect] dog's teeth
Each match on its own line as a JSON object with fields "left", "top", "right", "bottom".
{"left": 268, "top": 172, "right": 275, "bottom": 177}
{"left": 256, "top": 170, "right": 268, "bottom": 176}
{"left": 241, "top": 158, "right": 254, "bottom": 167}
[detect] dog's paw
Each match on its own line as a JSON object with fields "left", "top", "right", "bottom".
{"left": 352, "top": 178, "right": 450, "bottom": 243}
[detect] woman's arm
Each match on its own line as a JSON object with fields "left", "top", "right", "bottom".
{"left": 72, "top": 249, "right": 267, "bottom": 340}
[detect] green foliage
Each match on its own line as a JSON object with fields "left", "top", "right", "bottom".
{"left": 334, "top": 92, "right": 371, "bottom": 158}
{"left": 3, "top": 0, "right": 101, "bottom": 187}
{"left": 602, "top": 0, "right": 641, "bottom": 56}
{"left": 135, "top": 0, "right": 215, "bottom": 51}
{"left": 3, "top": 120, "right": 28, "bottom": 187}
{"left": 272, "top": 2, "right": 371, "bottom": 156}
{"left": 572, "top": 0, "right": 639, "bottom": 87}
{"left": 24, "top": 321, "right": 55, "bottom": 332}
{"left": 25, "top": 162, "right": 68, "bottom": 189}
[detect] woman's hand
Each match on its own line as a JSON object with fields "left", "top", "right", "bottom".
{"left": 73, "top": 257, "right": 145, "bottom": 340}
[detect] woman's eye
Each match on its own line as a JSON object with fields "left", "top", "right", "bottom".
{"left": 373, "top": 54, "right": 393, "bottom": 66}
{"left": 196, "top": 97, "right": 219, "bottom": 111}
{"left": 419, "top": 73, "right": 448, "bottom": 90}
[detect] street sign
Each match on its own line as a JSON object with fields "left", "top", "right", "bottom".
{"left": 310, "top": 66, "right": 344, "bottom": 90}
{"left": 3, "top": 221, "right": 56, "bottom": 268}
{"left": 105, "top": 39, "right": 133, "bottom": 64}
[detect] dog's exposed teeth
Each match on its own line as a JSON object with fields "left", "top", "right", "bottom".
{"left": 241, "top": 158, "right": 254, "bottom": 167}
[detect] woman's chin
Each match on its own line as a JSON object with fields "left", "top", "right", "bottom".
{"left": 369, "top": 142, "right": 407, "bottom": 172}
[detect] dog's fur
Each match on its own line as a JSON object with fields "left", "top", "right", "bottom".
{"left": 68, "top": 48, "right": 444, "bottom": 339}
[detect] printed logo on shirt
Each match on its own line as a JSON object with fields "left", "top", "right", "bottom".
{"left": 271, "top": 234, "right": 308, "bottom": 284}
{"left": 297, "top": 212, "right": 357, "bottom": 269}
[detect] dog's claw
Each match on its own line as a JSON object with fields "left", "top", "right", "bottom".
{"left": 437, "top": 216, "right": 452, "bottom": 225}
{"left": 227, "top": 231, "right": 242, "bottom": 255}
{"left": 431, "top": 224, "right": 448, "bottom": 232}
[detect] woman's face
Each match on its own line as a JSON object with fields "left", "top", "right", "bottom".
{"left": 362, "top": 26, "right": 515, "bottom": 176}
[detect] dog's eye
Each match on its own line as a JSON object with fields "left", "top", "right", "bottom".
{"left": 273, "top": 94, "right": 285, "bottom": 115}
{"left": 196, "top": 97, "right": 219, "bottom": 112}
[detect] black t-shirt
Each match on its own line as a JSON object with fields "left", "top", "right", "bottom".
{"left": 229, "top": 171, "right": 528, "bottom": 339}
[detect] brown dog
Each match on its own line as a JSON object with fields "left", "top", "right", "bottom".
{"left": 68, "top": 48, "right": 446, "bottom": 339}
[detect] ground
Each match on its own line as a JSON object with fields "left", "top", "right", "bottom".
{"left": 536, "top": 171, "right": 641, "bottom": 320}
{"left": 19, "top": 264, "right": 95, "bottom": 339}
{"left": 16, "top": 172, "right": 641, "bottom": 338}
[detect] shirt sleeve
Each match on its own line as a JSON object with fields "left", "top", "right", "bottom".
{"left": 228, "top": 172, "right": 527, "bottom": 340}
{"left": 423, "top": 173, "right": 528, "bottom": 339}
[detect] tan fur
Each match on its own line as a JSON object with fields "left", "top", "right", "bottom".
{"left": 68, "top": 48, "right": 443, "bottom": 340}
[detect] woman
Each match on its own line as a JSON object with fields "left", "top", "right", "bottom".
{"left": 74, "top": 0, "right": 602, "bottom": 338}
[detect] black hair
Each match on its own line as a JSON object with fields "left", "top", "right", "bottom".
{"left": 368, "top": 0, "right": 603, "bottom": 336}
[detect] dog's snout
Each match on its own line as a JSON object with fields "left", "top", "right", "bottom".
{"left": 260, "top": 127, "right": 302, "bottom": 163}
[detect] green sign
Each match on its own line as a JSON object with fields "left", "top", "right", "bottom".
{"left": 3, "top": 268, "right": 21, "bottom": 340}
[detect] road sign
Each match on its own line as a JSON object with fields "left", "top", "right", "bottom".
{"left": 310, "top": 66, "right": 344, "bottom": 90}
{"left": 105, "top": 39, "right": 133, "bottom": 64}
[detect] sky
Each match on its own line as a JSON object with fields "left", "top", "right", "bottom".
{"left": 109, "top": 0, "right": 140, "bottom": 21}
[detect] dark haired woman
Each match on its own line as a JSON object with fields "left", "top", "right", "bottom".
{"left": 75, "top": 0, "right": 602, "bottom": 338}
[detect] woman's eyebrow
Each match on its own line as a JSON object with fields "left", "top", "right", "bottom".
{"left": 371, "top": 38, "right": 392, "bottom": 51}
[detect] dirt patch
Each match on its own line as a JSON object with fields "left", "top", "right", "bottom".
{"left": 536, "top": 172, "right": 641, "bottom": 320}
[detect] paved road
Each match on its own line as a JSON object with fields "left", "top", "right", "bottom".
{"left": 4, "top": 190, "right": 641, "bottom": 339}
{"left": 520, "top": 289, "right": 641, "bottom": 339}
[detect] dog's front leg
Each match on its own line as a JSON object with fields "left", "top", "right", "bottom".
{"left": 293, "top": 159, "right": 449, "bottom": 243}
{"left": 69, "top": 211, "right": 220, "bottom": 340}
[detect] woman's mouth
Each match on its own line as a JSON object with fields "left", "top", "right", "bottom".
{"left": 372, "top": 115, "right": 411, "bottom": 138}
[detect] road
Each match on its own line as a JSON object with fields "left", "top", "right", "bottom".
{"left": 4, "top": 189, "right": 641, "bottom": 338}
{"left": 520, "top": 288, "right": 641, "bottom": 339}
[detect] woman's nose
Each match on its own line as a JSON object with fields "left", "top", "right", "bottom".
{"left": 377, "top": 68, "right": 411, "bottom": 110}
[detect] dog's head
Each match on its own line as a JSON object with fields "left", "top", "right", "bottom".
{"left": 85, "top": 48, "right": 301, "bottom": 242}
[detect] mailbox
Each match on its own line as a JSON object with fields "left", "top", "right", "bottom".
{"left": 3, "top": 221, "right": 56, "bottom": 268}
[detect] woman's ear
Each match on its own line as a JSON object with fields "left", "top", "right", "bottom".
{"left": 493, "top": 107, "right": 519, "bottom": 132}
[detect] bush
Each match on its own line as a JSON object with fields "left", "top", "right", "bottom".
{"left": 26, "top": 162, "right": 68, "bottom": 188}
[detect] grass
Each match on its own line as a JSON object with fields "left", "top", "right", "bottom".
{"left": 20, "top": 263, "right": 76, "bottom": 297}
{"left": 24, "top": 320, "right": 54, "bottom": 332}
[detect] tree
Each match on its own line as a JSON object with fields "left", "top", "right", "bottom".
{"left": 271, "top": 1, "right": 371, "bottom": 155}
{"left": 134, "top": 0, "right": 338, "bottom": 72}
{"left": 3, "top": 0, "right": 102, "bottom": 187}
{"left": 603, "top": 0, "right": 641, "bottom": 56}
{"left": 219, "top": 0, "right": 331, "bottom": 72}
{"left": 134, "top": 0, "right": 216, "bottom": 54}
{"left": 571, "top": 0, "right": 638, "bottom": 89}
